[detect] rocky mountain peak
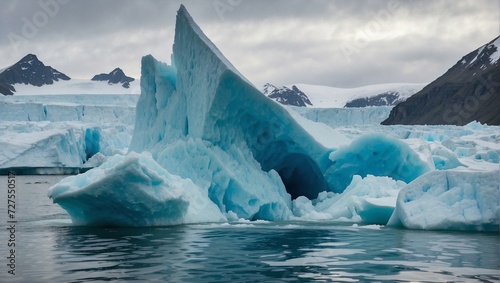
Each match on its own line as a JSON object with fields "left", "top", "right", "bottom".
{"left": 91, "top": 68, "right": 135, "bottom": 89}
{"left": 0, "top": 54, "right": 70, "bottom": 95}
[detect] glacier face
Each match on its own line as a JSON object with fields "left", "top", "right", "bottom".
{"left": 47, "top": 5, "right": 499, "bottom": 230}
{"left": 291, "top": 106, "right": 392, "bottom": 127}
{"left": 0, "top": 94, "right": 136, "bottom": 173}
{"left": 0, "top": 124, "right": 132, "bottom": 174}
{"left": 0, "top": 122, "right": 132, "bottom": 173}
{"left": 0, "top": 95, "right": 137, "bottom": 124}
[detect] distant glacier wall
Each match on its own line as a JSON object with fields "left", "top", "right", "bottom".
{"left": 291, "top": 106, "right": 392, "bottom": 127}
{"left": 0, "top": 94, "right": 136, "bottom": 173}
{"left": 0, "top": 94, "right": 137, "bottom": 124}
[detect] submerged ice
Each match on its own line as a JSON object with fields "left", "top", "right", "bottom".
{"left": 48, "top": 5, "right": 499, "bottom": 231}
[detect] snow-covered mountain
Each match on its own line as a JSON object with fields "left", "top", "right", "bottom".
{"left": 91, "top": 67, "right": 135, "bottom": 89}
{"left": 0, "top": 54, "right": 139, "bottom": 95}
{"left": 344, "top": 91, "right": 403, "bottom": 107}
{"left": 0, "top": 54, "right": 70, "bottom": 95}
{"left": 263, "top": 83, "right": 312, "bottom": 107}
{"left": 383, "top": 35, "right": 500, "bottom": 126}
{"left": 264, "top": 82, "right": 426, "bottom": 108}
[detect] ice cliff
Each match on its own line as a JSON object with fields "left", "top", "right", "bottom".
{"left": 0, "top": 95, "right": 136, "bottom": 173}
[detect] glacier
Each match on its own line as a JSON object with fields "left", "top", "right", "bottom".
{"left": 0, "top": 94, "right": 137, "bottom": 123}
{"left": 0, "top": 120, "right": 133, "bottom": 174}
{"left": 0, "top": 95, "right": 136, "bottom": 173}
{"left": 292, "top": 106, "right": 392, "bottom": 127}
{"left": 45, "top": 5, "right": 500, "bottom": 231}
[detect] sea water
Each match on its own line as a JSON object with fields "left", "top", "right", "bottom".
{"left": 0, "top": 175, "right": 498, "bottom": 282}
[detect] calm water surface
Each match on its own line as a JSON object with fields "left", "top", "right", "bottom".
{"left": 0, "top": 175, "right": 499, "bottom": 282}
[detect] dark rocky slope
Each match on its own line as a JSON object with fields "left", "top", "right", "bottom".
{"left": 0, "top": 54, "right": 70, "bottom": 95}
{"left": 91, "top": 68, "right": 135, "bottom": 89}
{"left": 263, "top": 83, "right": 312, "bottom": 107}
{"left": 382, "top": 36, "right": 500, "bottom": 126}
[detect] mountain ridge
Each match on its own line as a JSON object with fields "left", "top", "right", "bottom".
{"left": 0, "top": 54, "right": 139, "bottom": 95}
{"left": 91, "top": 68, "right": 135, "bottom": 89}
{"left": 263, "top": 83, "right": 312, "bottom": 107}
{"left": 0, "top": 54, "right": 70, "bottom": 95}
{"left": 263, "top": 82, "right": 425, "bottom": 108}
{"left": 382, "top": 36, "right": 500, "bottom": 126}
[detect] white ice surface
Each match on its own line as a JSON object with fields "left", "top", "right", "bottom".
{"left": 290, "top": 83, "right": 426, "bottom": 108}
{"left": 388, "top": 169, "right": 499, "bottom": 231}
{"left": 292, "top": 106, "right": 392, "bottom": 127}
{"left": 11, "top": 79, "right": 140, "bottom": 95}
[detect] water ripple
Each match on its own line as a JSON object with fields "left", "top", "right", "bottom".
{"left": 0, "top": 177, "right": 498, "bottom": 282}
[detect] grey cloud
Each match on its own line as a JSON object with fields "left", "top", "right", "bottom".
{"left": 0, "top": 0, "right": 498, "bottom": 88}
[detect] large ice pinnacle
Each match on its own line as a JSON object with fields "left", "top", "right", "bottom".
{"left": 130, "top": 5, "right": 335, "bottom": 202}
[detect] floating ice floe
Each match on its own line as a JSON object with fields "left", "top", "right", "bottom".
{"left": 48, "top": 152, "right": 225, "bottom": 226}
{"left": 388, "top": 170, "right": 499, "bottom": 231}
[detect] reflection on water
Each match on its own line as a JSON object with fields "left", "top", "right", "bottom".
{"left": 264, "top": 227, "right": 500, "bottom": 282}
{"left": 0, "top": 176, "right": 498, "bottom": 282}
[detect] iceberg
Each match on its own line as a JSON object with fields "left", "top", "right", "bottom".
{"left": 0, "top": 127, "right": 82, "bottom": 172}
{"left": 49, "top": 5, "right": 354, "bottom": 223}
{"left": 325, "top": 133, "right": 430, "bottom": 193}
{"left": 48, "top": 152, "right": 226, "bottom": 226}
{"left": 127, "top": 5, "right": 343, "bottom": 218}
{"left": 388, "top": 170, "right": 499, "bottom": 231}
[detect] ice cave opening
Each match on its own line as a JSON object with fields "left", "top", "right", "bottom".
{"left": 274, "top": 152, "right": 328, "bottom": 200}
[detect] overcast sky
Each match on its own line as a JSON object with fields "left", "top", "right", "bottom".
{"left": 1, "top": 0, "right": 499, "bottom": 88}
